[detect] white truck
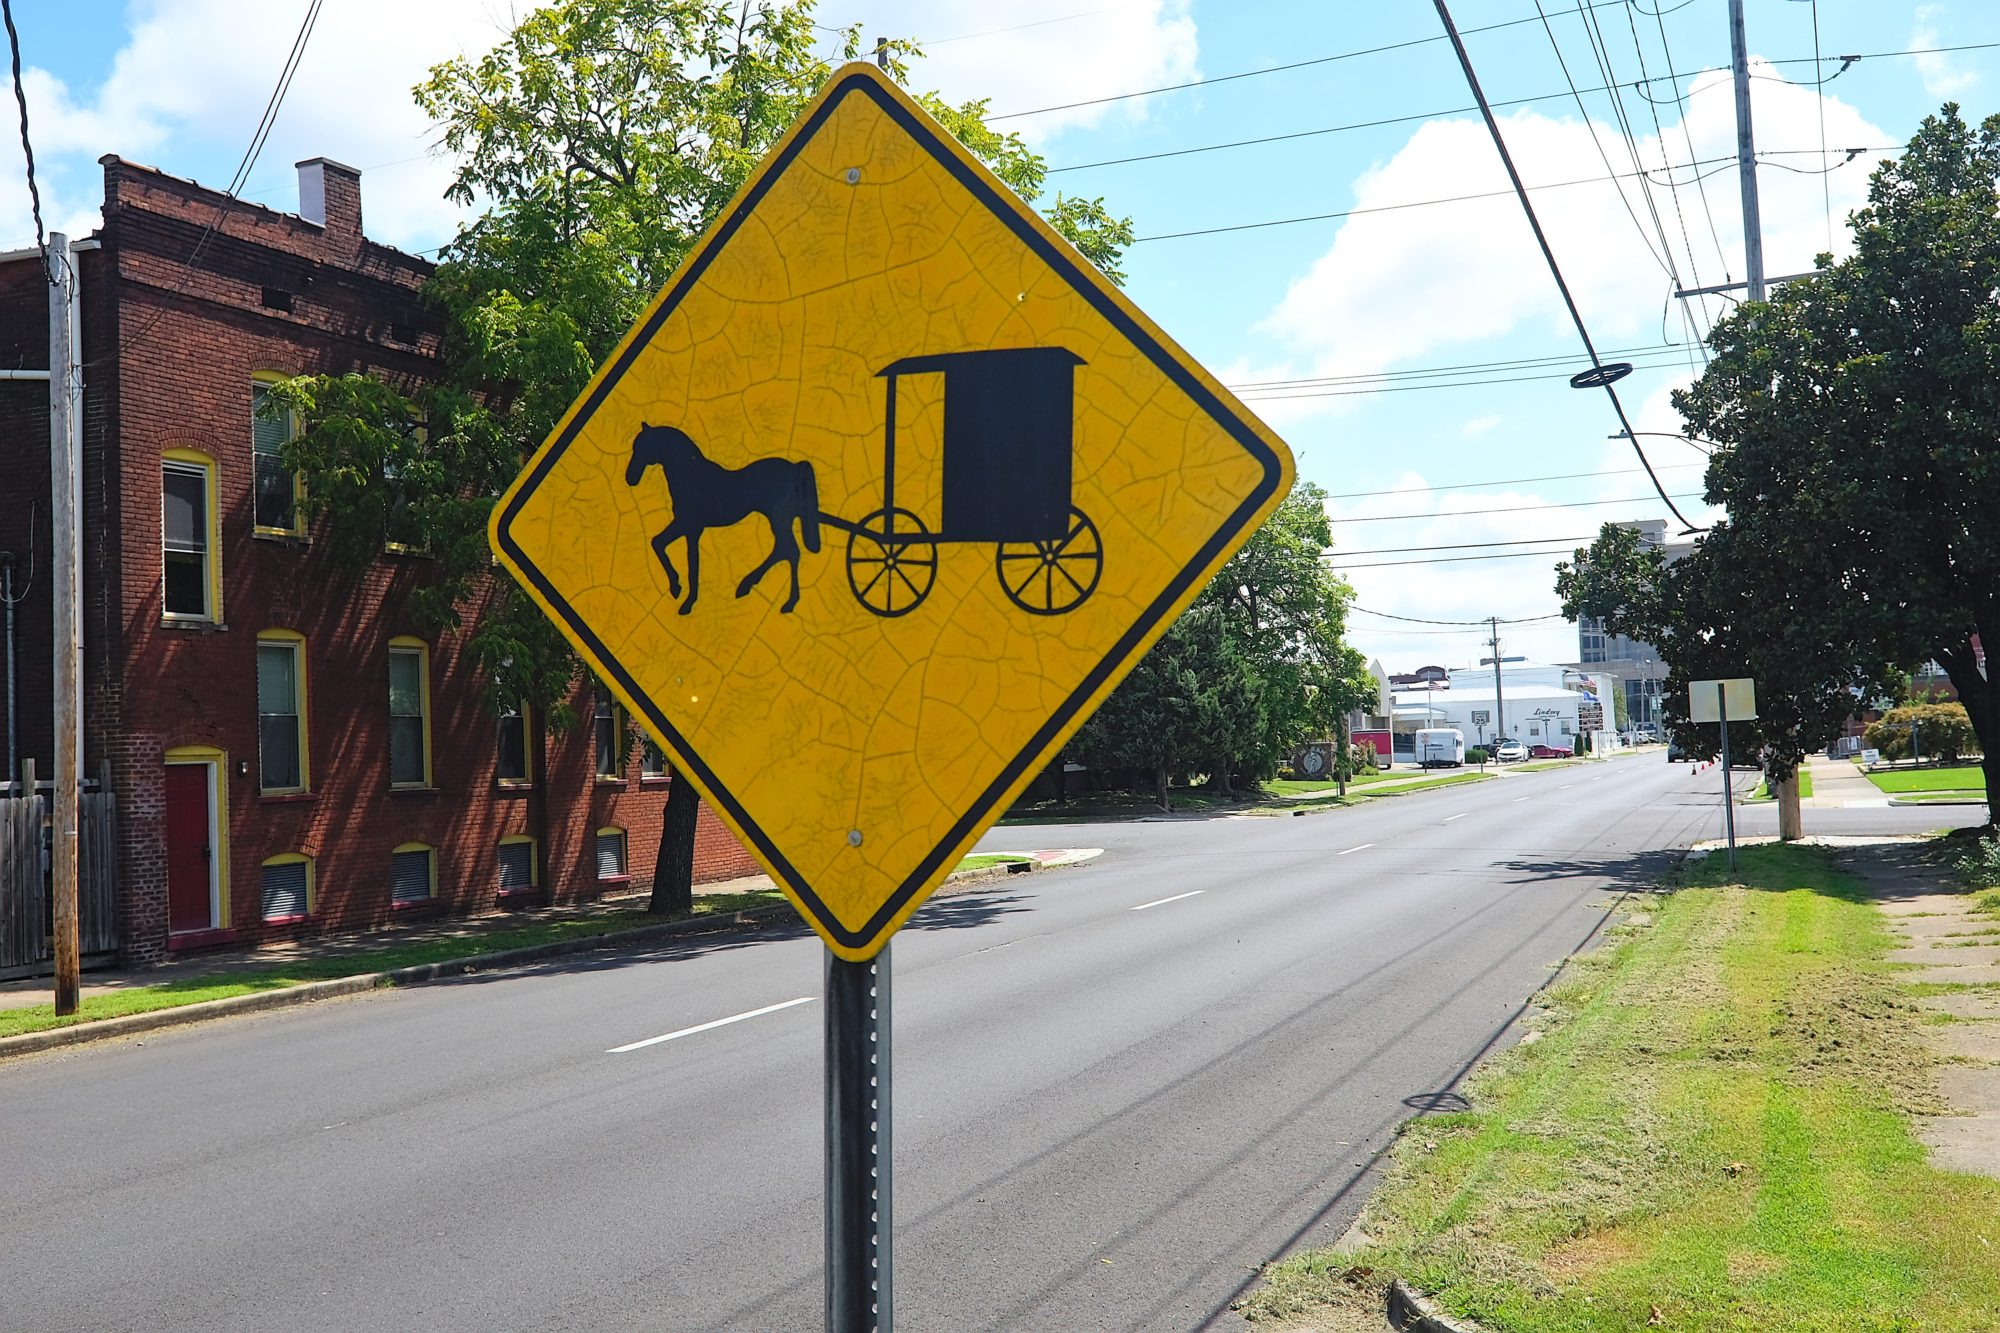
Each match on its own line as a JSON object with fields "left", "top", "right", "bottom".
{"left": 1415, "top": 727, "right": 1466, "bottom": 769}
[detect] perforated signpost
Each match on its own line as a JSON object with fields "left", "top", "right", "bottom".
{"left": 490, "top": 64, "right": 1292, "bottom": 1331}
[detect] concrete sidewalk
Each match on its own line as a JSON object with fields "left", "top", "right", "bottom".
{"left": 1804, "top": 754, "right": 1892, "bottom": 808}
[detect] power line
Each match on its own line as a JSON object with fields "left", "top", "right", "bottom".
{"left": 921, "top": 4, "right": 1140, "bottom": 46}
{"left": 1329, "top": 491, "right": 1706, "bottom": 523}
{"left": 1235, "top": 357, "right": 1686, "bottom": 401}
{"left": 1350, "top": 605, "right": 1565, "bottom": 625}
{"left": 1321, "top": 459, "right": 1703, "bottom": 501}
{"left": 1334, "top": 547, "right": 1600, "bottom": 570}
{"left": 1226, "top": 339, "right": 1693, "bottom": 391}
{"left": 1432, "top": 0, "right": 1699, "bottom": 532}
{"left": 0, "top": 0, "right": 46, "bottom": 277}
{"left": 105, "top": 0, "right": 324, "bottom": 363}
{"left": 1335, "top": 534, "right": 1597, "bottom": 557}
{"left": 1811, "top": 0, "right": 1835, "bottom": 255}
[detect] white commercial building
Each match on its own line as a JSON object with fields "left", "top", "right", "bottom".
{"left": 1392, "top": 683, "right": 1584, "bottom": 750}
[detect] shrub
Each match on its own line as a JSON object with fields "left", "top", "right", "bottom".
{"left": 1865, "top": 702, "right": 1975, "bottom": 762}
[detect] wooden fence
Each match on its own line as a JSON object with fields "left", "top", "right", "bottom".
{"left": 0, "top": 758, "right": 119, "bottom": 977}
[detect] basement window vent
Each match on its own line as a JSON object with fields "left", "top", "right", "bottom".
{"left": 261, "top": 287, "right": 295, "bottom": 313}
{"left": 389, "top": 323, "right": 420, "bottom": 346}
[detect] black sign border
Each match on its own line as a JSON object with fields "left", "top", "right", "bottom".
{"left": 496, "top": 69, "right": 1286, "bottom": 949}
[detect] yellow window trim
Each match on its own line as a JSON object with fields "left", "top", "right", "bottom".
{"left": 162, "top": 447, "right": 223, "bottom": 623}
{"left": 391, "top": 841, "right": 439, "bottom": 900}
{"left": 163, "top": 745, "right": 230, "bottom": 925}
{"left": 251, "top": 372, "right": 306, "bottom": 538}
{"left": 388, "top": 636, "right": 433, "bottom": 789}
{"left": 497, "top": 834, "right": 539, "bottom": 888}
{"left": 497, "top": 700, "right": 533, "bottom": 787}
{"left": 255, "top": 629, "right": 310, "bottom": 794}
{"left": 259, "top": 852, "right": 314, "bottom": 918}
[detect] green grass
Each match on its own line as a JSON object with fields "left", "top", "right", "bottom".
{"left": 1894, "top": 791, "right": 1990, "bottom": 803}
{"left": 1748, "top": 770, "right": 1815, "bottom": 802}
{"left": 1514, "top": 757, "right": 1588, "bottom": 772}
{"left": 1243, "top": 843, "right": 2000, "bottom": 1332}
{"left": 0, "top": 892, "right": 787, "bottom": 1041}
{"left": 1865, "top": 764, "right": 1987, "bottom": 794}
{"left": 954, "top": 853, "right": 1031, "bottom": 872}
{"left": 1266, "top": 769, "right": 1396, "bottom": 795}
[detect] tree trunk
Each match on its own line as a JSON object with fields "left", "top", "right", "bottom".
{"left": 1335, "top": 714, "right": 1350, "bottom": 799}
{"left": 1777, "top": 773, "right": 1803, "bottom": 842}
{"left": 650, "top": 767, "right": 700, "bottom": 914}
{"left": 1155, "top": 763, "right": 1171, "bottom": 812}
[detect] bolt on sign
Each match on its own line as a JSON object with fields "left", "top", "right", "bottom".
{"left": 492, "top": 64, "right": 1293, "bottom": 961}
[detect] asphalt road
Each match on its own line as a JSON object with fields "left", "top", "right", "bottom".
{"left": 1, "top": 758, "right": 1967, "bottom": 1331}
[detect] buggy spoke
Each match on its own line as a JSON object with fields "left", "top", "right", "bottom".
{"left": 892, "top": 567, "right": 925, "bottom": 602}
{"left": 860, "top": 566, "right": 890, "bottom": 600}
{"left": 1053, "top": 561, "right": 1088, "bottom": 597}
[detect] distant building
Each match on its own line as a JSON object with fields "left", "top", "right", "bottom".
{"left": 0, "top": 153, "right": 755, "bottom": 968}
{"left": 1571, "top": 518, "right": 1693, "bottom": 730}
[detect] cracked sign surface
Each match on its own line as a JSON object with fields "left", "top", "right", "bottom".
{"left": 491, "top": 63, "right": 1293, "bottom": 960}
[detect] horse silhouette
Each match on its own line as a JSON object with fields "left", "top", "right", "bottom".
{"left": 624, "top": 423, "right": 821, "bottom": 615}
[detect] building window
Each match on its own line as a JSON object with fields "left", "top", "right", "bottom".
{"left": 497, "top": 702, "right": 531, "bottom": 786}
{"left": 162, "top": 454, "right": 218, "bottom": 619}
{"left": 497, "top": 837, "right": 536, "bottom": 894}
{"left": 391, "top": 844, "right": 436, "bottom": 905}
{"left": 260, "top": 854, "right": 312, "bottom": 922}
{"left": 251, "top": 379, "right": 300, "bottom": 533}
{"left": 641, "top": 737, "right": 667, "bottom": 779}
{"left": 594, "top": 687, "right": 623, "bottom": 779}
{"left": 596, "top": 828, "right": 628, "bottom": 881}
{"left": 256, "top": 632, "right": 308, "bottom": 793}
{"left": 388, "top": 639, "right": 431, "bottom": 787}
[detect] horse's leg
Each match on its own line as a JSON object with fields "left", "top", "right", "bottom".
{"left": 679, "top": 531, "right": 701, "bottom": 614}
{"left": 778, "top": 514, "right": 804, "bottom": 613}
{"left": 650, "top": 522, "right": 682, "bottom": 598}
{"left": 735, "top": 512, "right": 794, "bottom": 601}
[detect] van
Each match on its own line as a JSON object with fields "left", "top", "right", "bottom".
{"left": 1415, "top": 727, "right": 1466, "bottom": 770}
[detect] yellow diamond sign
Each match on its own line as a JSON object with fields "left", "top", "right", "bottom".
{"left": 491, "top": 64, "right": 1293, "bottom": 960}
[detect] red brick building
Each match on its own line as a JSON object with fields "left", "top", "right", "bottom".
{"left": 0, "top": 155, "right": 755, "bottom": 967}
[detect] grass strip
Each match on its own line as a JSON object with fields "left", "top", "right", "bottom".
{"left": 1748, "top": 770, "right": 1816, "bottom": 802}
{"left": 1865, "top": 764, "right": 1987, "bottom": 794}
{"left": 1243, "top": 843, "right": 2000, "bottom": 1332}
{"left": 0, "top": 891, "right": 786, "bottom": 1041}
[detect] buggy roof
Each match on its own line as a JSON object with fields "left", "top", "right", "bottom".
{"left": 877, "top": 346, "right": 1085, "bottom": 378}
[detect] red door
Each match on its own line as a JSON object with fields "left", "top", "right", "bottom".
{"left": 165, "top": 764, "right": 214, "bottom": 934}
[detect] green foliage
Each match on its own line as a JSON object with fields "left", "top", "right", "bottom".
{"left": 271, "top": 0, "right": 1137, "bottom": 728}
{"left": 1074, "top": 482, "right": 1370, "bottom": 795}
{"left": 1865, "top": 702, "right": 1977, "bottom": 762}
{"left": 1644, "top": 104, "right": 1998, "bottom": 812}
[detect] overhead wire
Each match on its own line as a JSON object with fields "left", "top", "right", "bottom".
{"left": 1333, "top": 535, "right": 1599, "bottom": 557}
{"left": 1320, "top": 459, "right": 1704, "bottom": 500}
{"left": 1432, "top": 0, "right": 1700, "bottom": 531}
{"left": 1334, "top": 547, "right": 1620, "bottom": 570}
{"left": 1329, "top": 492, "right": 1707, "bottom": 523}
{"left": 1350, "top": 606, "right": 1566, "bottom": 626}
{"left": 1810, "top": 0, "right": 1835, "bottom": 255}
{"left": 103, "top": 0, "right": 324, "bottom": 364}
{"left": 0, "top": 0, "right": 49, "bottom": 282}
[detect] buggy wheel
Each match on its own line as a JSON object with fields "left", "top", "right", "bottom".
{"left": 846, "top": 507, "right": 936, "bottom": 618}
{"left": 996, "top": 507, "right": 1102, "bottom": 616}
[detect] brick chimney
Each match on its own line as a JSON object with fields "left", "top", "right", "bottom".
{"left": 296, "top": 157, "right": 362, "bottom": 238}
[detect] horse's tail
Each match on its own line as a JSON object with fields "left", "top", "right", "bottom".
{"left": 798, "top": 464, "right": 821, "bottom": 553}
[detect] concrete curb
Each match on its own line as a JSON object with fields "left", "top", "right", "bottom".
{"left": 0, "top": 855, "right": 1089, "bottom": 1061}
{"left": 1387, "top": 1279, "right": 1485, "bottom": 1331}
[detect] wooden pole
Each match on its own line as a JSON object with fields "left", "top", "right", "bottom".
{"left": 48, "top": 234, "right": 81, "bottom": 1015}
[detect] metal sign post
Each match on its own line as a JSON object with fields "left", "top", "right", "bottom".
{"left": 1716, "top": 683, "right": 1738, "bottom": 871}
{"left": 826, "top": 946, "right": 891, "bottom": 1332}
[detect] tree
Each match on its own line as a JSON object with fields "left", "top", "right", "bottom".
{"left": 1664, "top": 104, "right": 2000, "bottom": 833}
{"left": 1073, "top": 481, "right": 1369, "bottom": 803}
{"left": 1866, "top": 702, "right": 1976, "bottom": 764}
{"left": 273, "top": 0, "right": 1138, "bottom": 905}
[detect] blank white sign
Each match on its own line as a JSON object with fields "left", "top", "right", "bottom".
{"left": 1688, "top": 677, "right": 1757, "bottom": 722}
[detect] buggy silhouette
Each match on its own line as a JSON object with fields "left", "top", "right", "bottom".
{"left": 819, "top": 347, "right": 1101, "bottom": 618}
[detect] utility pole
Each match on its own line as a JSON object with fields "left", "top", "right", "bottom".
{"left": 48, "top": 233, "right": 81, "bottom": 1016}
{"left": 1727, "top": 0, "right": 1766, "bottom": 300}
{"left": 1488, "top": 617, "right": 1506, "bottom": 742}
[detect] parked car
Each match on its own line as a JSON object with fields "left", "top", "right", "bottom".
{"left": 1493, "top": 739, "right": 1528, "bottom": 763}
{"left": 1667, "top": 737, "right": 1687, "bottom": 762}
{"left": 1529, "top": 743, "right": 1573, "bottom": 759}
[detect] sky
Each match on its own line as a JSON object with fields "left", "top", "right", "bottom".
{"left": 7, "top": 0, "right": 1996, "bottom": 672}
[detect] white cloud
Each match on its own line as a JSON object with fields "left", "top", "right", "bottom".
{"left": 1461, "top": 413, "right": 1500, "bottom": 438}
{"left": 3, "top": 0, "right": 1198, "bottom": 255}
{"left": 1913, "top": 5, "right": 1978, "bottom": 99}
{"left": 1250, "top": 61, "right": 1894, "bottom": 422}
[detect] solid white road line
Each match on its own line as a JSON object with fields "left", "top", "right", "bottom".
{"left": 1131, "top": 890, "right": 1205, "bottom": 911}
{"left": 1336, "top": 843, "right": 1374, "bottom": 856}
{"left": 607, "top": 996, "right": 815, "bottom": 1053}
{"left": 1444, "top": 813, "right": 1469, "bottom": 822}
{"left": 1513, "top": 796, "right": 1531, "bottom": 803}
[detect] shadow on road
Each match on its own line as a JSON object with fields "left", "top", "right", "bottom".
{"left": 1490, "top": 849, "right": 1680, "bottom": 896}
